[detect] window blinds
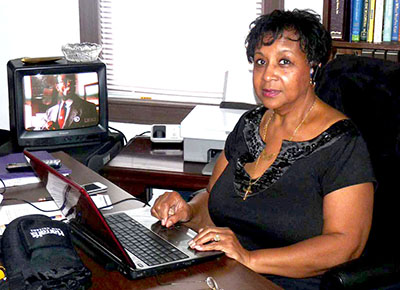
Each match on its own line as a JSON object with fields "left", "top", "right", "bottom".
{"left": 99, "top": 1, "right": 262, "bottom": 104}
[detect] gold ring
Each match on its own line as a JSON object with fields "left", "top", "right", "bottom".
{"left": 213, "top": 234, "right": 221, "bottom": 242}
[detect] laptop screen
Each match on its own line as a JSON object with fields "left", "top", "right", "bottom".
{"left": 24, "top": 150, "right": 134, "bottom": 267}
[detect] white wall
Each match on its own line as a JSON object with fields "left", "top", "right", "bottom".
{"left": 0, "top": 0, "right": 80, "bottom": 130}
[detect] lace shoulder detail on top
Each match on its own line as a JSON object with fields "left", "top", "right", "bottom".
{"left": 234, "top": 119, "right": 358, "bottom": 199}
{"left": 242, "top": 106, "right": 267, "bottom": 162}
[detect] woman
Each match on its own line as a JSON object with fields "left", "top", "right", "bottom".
{"left": 151, "top": 9, "right": 374, "bottom": 289}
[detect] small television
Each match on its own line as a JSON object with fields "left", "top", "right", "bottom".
{"left": 7, "top": 58, "right": 108, "bottom": 150}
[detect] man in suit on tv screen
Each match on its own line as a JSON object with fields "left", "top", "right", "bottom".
{"left": 42, "top": 74, "right": 98, "bottom": 130}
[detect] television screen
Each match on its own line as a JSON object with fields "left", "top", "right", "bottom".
{"left": 23, "top": 72, "right": 100, "bottom": 131}
{"left": 8, "top": 58, "right": 108, "bottom": 149}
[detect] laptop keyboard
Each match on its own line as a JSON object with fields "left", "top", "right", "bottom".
{"left": 105, "top": 212, "right": 189, "bottom": 266}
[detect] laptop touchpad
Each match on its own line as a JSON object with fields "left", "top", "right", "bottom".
{"left": 151, "top": 221, "right": 195, "bottom": 246}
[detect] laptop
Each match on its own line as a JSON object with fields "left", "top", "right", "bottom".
{"left": 24, "top": 150, "right": 222, "bottom": 279}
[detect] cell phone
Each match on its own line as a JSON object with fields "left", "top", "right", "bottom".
{"left": 81, "top": 182, "right": 108, "bottom": 194}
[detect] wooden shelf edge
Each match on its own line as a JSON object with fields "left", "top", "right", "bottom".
{"left": 332, "top": 41, "right": 400, "bottom": 51}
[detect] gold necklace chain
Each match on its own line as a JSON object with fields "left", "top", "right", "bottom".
{"left": 288, "top": 98, "right": 317, "bottom": 142}
{"left": 243, "top": 98, "right": 317, "bottom": 201}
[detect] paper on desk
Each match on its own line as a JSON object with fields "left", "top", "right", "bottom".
{"left": 0, "top": 194, "right": 113, "bottom": 235}
{"left": 124, "top": 206, "right": 162, "bottom": 224}
{"left": 126, "top": 206, "right": 152, "bottom": 217}
{"left": 92, "top": 194, "right": 113, "bottom": 210}
{"left": 3, "top": 174, "right": 71, "bottom": 188}
{"left": 0, "top": 201, "right": 63, "bottom": 235}
{"left": 3, "top": 176, "right": 41, "bottom": 187}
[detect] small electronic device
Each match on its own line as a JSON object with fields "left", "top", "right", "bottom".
{"left": 150, "top": 124, "right": 183, "bottom": 143}
{"left": 7, "top": 58, "right": 109, "bottom": 150}
{"left": 81, "top": 182, "right": 108, "bottom": 194}
{"left": 6, "top": 159, "right": 61, "bottom": 172}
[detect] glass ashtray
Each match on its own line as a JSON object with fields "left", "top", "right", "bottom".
{"left": 62, "top": 42, "right": 102, "bottom": 62}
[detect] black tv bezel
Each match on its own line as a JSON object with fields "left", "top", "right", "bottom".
{"left": 7, "top": 58, "right": 109, "bottom": 150}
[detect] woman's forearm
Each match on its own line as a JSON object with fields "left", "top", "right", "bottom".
{"left": 183, "top": 190, "right": 215, "bottom": 231}
{"left": 247, "top": 232, "right": 364, "bottom": 278}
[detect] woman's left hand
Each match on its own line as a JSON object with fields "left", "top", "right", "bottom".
{"left": 188, "top": 226, "right": 251, "bottom": 266}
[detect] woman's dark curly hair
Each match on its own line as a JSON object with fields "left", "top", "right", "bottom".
{"left": 245, "top": 9, "right": 332, "bottom": 66}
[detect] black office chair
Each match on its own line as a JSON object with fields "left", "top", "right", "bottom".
{"left": 315, "top": 55, "right": 400, "bottom": 290}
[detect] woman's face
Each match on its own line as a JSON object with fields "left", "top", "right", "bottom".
{"left": 252, "top": 30, "right": 312, "bottom": 112}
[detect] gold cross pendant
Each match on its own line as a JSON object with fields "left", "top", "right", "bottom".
{"left": 243, "top": 185, "right": 252, "bottom": 200}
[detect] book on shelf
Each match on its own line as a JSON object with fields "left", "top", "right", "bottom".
{"left": 360, "top": 0, "right": 370, "bottom": 41}
{"left": 392, "top": 0, "right": 400, "bottom": 41}
{"left": 360, "top": 0, "right": 370, "bottom": 40}
{"left": 349, "top": 0, "right": 354, "bottom": 40}
{"left": 383, "top": 0, "right": 394, "bottom": 41}
{"left": 351, "top": 0, "right": 365, "bottom": 41}
{"left": 0, "top": 151, "right": 71, "bottom": 188}
{"left": 330, "top": 0, "right": 350, "bottom": 40}
{"left": 373, "top": 0, "right": 384, "bottom": 43}
{"left": 367, "top": 0, "right": 376, "bottom": 42}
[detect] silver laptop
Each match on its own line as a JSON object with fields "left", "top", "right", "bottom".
{"left": 24, "top": 150, "right": 222, "bottom": 279}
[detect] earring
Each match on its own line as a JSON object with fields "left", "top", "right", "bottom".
{"left": 309, "top": 68, "right": 314, "bottom": 85}
{"left": 310, "top": 64, "right": 321, "bottom": 85}
{"left": 310, "top": 66, "right": 319, "bottom": 86}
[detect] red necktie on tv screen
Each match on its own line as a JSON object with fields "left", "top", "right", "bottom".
{"left": 58, "top": 102, "right": 66, "bottom": 129}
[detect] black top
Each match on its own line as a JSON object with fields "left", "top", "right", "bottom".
{"left": 208, "top": 106, "right": 375, "bottom": 251}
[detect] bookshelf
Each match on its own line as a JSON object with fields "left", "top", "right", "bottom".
{"left": 323, "top": 0, "right": 400, "bottom": 61}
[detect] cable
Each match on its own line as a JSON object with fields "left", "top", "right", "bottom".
{"left": 98, "top": 196, "right": 150, "bottom": 210}
{"left": 121, "top": 130, "right": 151, "bottom": 148}
{"left": 107, "top": 128, "right": 152, "bottom": 149}
{"left": 0, "top": 178, "right": 5, "bottom": 195}
{"left": 3, "top": 195, "right": 150, "bottom": 214}
{"left": 136, "top": 131, "right": 151, "bottom": 137}
{"left": 108, "top": 126, "right": 128, "bottom": 146}
{"left": 2, "top": 197, "right": 63, "bottom": 213}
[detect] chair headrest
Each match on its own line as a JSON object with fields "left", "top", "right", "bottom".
{"left": 315, "top": 55, "right": 400, "bottom": 168}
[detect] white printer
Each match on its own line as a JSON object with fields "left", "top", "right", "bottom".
{"left": 180, "top": 105, "right": 247, "bottom": 166}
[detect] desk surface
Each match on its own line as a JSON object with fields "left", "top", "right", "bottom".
{"left": 102, "top": 137, "right": 211, "bottom": 198}
{"left": 2, "top": 151, "right": 282, "bottom": 290}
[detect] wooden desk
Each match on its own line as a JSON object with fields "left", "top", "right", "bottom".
{"left": 79, "top": 250, "right": 282, "bottom": 289}
{"left": 2, "top": 151, "right": 282, "bottom": 290}
{"left": 101, "top": 137, "right": 211, "bottom": 200}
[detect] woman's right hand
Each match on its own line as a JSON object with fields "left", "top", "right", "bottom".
{"left": 150, "top": 191, "right": 193, "bottom": 228}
